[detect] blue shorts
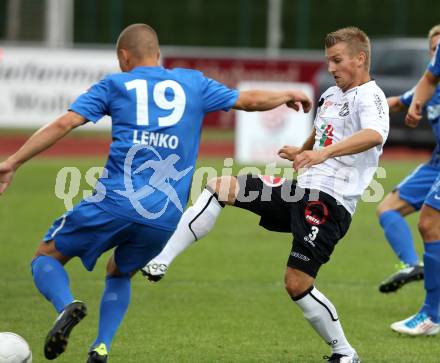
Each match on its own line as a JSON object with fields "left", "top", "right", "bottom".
{"left": 397, "top": 164, "right": 440, "bottom": 210}
{"left": 43, "top": 201, "right": 174, "bottom": 274}
{"left": 425, "top": 173, "right": 440, "bottom": 211}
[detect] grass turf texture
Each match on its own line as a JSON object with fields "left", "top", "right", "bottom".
{"left": 1, "top": 157, "right": 439, "bottom": 362}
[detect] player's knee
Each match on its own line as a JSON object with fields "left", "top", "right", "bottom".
{"left": 284, "top": 275, "right": 308, "bottom": 297}
{"left": 418, "top": 217, "right": 440, "bottom": 242}
{"left": 33, "top": 240, "right": 69, "bottom": 265}
{"left": 376, "top": 202, "right": 386, "bottom": 217}
{"left": 376, "top": 193, "right": 395, "bottom": 216}
{"left": 284, "top": 267, "right": 315, "bottom": 298}
{"left": 376, "top": 199, "right": 391, "bottom": 216}
{"left": 207, "top": 176, "right": 238, "bottom": 205}
{"left": 106, "top": 255, "right": 121, "bottom": 276}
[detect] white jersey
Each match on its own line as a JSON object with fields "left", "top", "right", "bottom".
{"left": 297, "top": 80, "right": 389, "bottom": 215}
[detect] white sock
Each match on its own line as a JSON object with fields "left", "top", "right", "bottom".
{"left": 293, "top": 286, "right": 354, "bottom": 356}
{"left": 153, "top": 188, "right": 223, "bottom": 266}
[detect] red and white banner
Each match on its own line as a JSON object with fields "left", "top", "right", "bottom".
{"left": 163, "top": 55, "right": 323, "bottom": 128}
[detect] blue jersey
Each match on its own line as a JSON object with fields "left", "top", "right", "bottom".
{"left": 401, "top": 54, "right": 440, "bottom": 168}
{"left": 70, "top": 66, "right": 238, "bottom": 231}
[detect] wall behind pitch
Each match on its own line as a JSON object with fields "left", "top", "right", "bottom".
{"left": 0, "top": 45, "right": 322, "bottom": 130}
{"left": 0, "top": 46, "right": 118, "bottom": 129}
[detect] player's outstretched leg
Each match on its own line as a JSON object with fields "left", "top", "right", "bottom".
{"left": 88, "top": 257, "right": 131, "bottom": 363}
{"left": 377, "top": 192, "right": 422, "bottom": 293}
{"left": 141, "top": 187, "right": 223, "bottom": 281}
{"left": 142, "top": 176, "right": 238, "bottom": 282}
{"left": 31, "top": 242, "right": 87, "bottom": 360}
{"left": 286, "top": 268, "right": 359, "bottom": 363}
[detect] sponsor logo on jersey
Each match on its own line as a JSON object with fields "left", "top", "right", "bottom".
{"left": 319, "top": 99, "right": 334, "bottom": 115}
{"left": 319, "top": 123, "right": 334, "bottom": 147}
{"left": 304, "top": 200, "right": 329, "bottom": 226}
{"left": 258, "top": 175, "right": 286, "bottom": 187}
{"left": 338, "top": 102, "right": 349, "bottom": 117}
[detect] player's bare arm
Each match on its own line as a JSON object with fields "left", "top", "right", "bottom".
{"left": 278, "top": 129, "right": 316, "bottom": 161}
{"left": 387, "top": 96, "right": 407, "bottom": 113}
{"left": 0, "top": 111, "right": 86, "bottom": 195}
{"left": 293, "top": 128, "right": 383, "bottom": 170}
{"left": 406, "top": 71, "right": 439, "bottom": 127}
{"left": 233, "top": 89, "right": 312, "bottom": 113}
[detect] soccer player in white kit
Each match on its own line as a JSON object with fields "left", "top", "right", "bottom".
{"left": 143, "top": 27, "right": 389, "bottom": 363}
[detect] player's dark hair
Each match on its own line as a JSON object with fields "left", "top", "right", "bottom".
{"left": 325, "top": 26, "right": 371, "bottom": 70}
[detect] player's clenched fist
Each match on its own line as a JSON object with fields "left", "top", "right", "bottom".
{"left": 286, "top": 90, "right": 312, "bottom": 113}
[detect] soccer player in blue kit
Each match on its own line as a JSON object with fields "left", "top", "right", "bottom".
{"left": 377, "top": 25, "right": 440, "bottom": 293}
{"left": 0, "top": 24, "right": 312, "bottom": 362}
{"left": 390, "top": 34, "right": 440, "bottom": 336}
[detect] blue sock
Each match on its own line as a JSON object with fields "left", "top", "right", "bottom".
{"left": 379, "top": 210, "right": 419, "bottom": 266}
{"left": 93, "top": 275, "right": 131, "bottom": 350}
{"left": 31, "top": 255, "right": 74, "bottom": 313}
{"left": 420, "top": 241, "right": 440, "bottom": 323}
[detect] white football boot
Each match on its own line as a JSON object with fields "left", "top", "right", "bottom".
{"left": 141, "top": 260, "right": 168, "bottom": 282}
{"left": 391, "top": 312, "right": 440, "bottom": 336}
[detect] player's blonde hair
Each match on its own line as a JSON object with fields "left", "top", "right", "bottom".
{"left": 428, "top": 25, "right": 440, "bottom": 40}
{"left": 325, "top": 27, "right": 371, "bottom": 70}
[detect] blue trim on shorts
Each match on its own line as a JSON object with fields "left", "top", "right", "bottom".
{"left": 424, "top": 173, "right": 440, "bottom": 211}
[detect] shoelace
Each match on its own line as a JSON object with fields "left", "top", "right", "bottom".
{"left": 405, "top": 312, "right": 428, "bottom": 329}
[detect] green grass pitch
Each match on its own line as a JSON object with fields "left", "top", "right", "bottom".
{"left": 1, "top": 157, "right": 439, "bottom": 362}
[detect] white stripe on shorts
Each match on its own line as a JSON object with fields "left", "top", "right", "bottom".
{"left": 51, "top": 215, "right": 67, "bottom": 239}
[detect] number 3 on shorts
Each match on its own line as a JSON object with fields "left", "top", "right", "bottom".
{"left": 308, "top": 226, "right": 319, "bottom": 241}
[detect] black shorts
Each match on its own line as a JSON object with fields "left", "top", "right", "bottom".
{"left": 233, "top": 174, "right": 352, "bottom": 278}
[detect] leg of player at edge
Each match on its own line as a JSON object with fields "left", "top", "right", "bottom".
{"left": 376, "top": 189, "right": 423, "bottom": 293}
{"left": 391, "top": 203, "right": 440, "bottom": 336}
